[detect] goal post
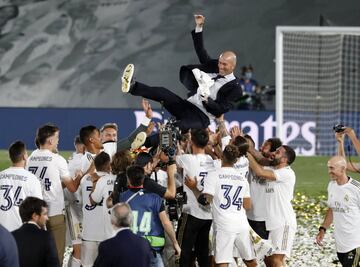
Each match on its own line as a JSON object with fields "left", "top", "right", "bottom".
{"left": 276, "top": 26, "right": 360, "bottom": 156}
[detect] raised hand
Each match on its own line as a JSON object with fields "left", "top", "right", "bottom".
{"left": 142, "top": 98, "right": 153, "bottom": 119}
{"left": 194, "top": 14, "right": 205, "bottom": 27}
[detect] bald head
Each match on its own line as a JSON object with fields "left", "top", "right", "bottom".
{"left": 327, "top": 155, "right": 347, "bottom": 182}
{"left": 328, "top": 156, "right": 347, "bottom": 169}
{"left": 218, "top": 51, "right": 237, "bottom": 76}
{"left": 220, "top": 51, "right": 237, "bottom": 64}
{"left": 111, "top": 203, "right": 133, "bottom": 228}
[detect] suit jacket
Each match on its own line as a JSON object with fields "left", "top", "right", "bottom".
{"left": 0, "top": 224, "right": 19, "bottom": 267}
{"left": 93, "top": 228, "right": 152, "bottom": 267}
{"left": 12, "top": 223, "right": 60, "bottom": 267}
{"left": 180, "top": 30, "right": 243, "bottom": 117}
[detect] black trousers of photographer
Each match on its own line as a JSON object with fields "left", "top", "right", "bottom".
{"left": 130, "top": 82, "right": 210, "bottom": 131}
{"left": 176, "top": 213, "right": 212, "bottom": 267}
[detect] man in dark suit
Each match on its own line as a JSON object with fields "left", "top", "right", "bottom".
{"left": 0, "top": 224, "right": 19, "bottom": 267}
{"left": 93, "top": 202, "right": 152, "bottom": 267}
{"left": 12, "top": 197, "right": 60, "bottom": 267}
{"left": 121, "top": 14, "right": 242, "bottom": 131}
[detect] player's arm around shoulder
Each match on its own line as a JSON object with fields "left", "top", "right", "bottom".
{"left": 247, "top": 153, "right": 276, "bottom": 181}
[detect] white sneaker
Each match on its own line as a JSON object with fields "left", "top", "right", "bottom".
{"left": 121, "top": 63, "right": 134, "bottom": 93}
{"left": 131, "top": 132, "right": 147, "bottom": 150}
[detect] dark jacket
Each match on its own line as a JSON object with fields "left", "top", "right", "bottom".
{"left": 93, "top": 228, "right": 153, "bottom": 267}
{"left": 180, "top": 30, "right": 243, "bottom": 117}
{"left": 12, "top": 223, "right": 60, "bottom": 267}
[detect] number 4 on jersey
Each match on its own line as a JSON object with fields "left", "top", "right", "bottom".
{"left": 132, "top": 211, "right": 152, "bottom": 235}
{"left": 0, "top": 185, "right": 23, "bottom": 211}
{"left": 220, "top": 184, "right": 243, "bottom": 210}
{"left": 28, "top": 166, "right": 51, "bottom": 191}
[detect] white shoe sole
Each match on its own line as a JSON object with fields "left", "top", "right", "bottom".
{"left": 131, "top": 131, "right": 147, "bottom": 150}
{"left": 121, "top": 63, "right": 134, "bottom": 93}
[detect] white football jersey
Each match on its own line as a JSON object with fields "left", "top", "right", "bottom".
{"left": 263, "top": 166, "right": 297, "bottom": 230}
{"left": 27, "top": 149, "right": 71, "bottom": 217}
{"left": 68, "top": 152, "right": 84, "bottom": 177}
{"left": 150, "top": 169, "right": 168, "bottom": 188}
{"left": 0, "top": 167, "right": 42, "bottom": 231}
{"left": 90, "top": 171, "right": 116, "bottom": 240}
{"left": 64, "top": 152, "right": 84, "bottom": 204}
{"left": 246, "top": 170, "right": 267, "bottom": 221}
{"left": 327, "top": 178, "right": 360, "bottom": 253}
{"left": 203, "top": 166, "right": 250, "bottom": 233}
{"left": 81, "top": 151, "right": 96, "bottom": 174}
{"left": 176, "top": 153, "right": 216, "bottom": 220}
{"left": 80, "top": 175, "right": 105, "bottom": 241}
{"left": 102, "top": 142, "right": 117, "bottom": 159}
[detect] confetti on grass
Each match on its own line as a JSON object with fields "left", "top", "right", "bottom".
{"left": 63, "top": 193, "right": 342, "bottom": 267}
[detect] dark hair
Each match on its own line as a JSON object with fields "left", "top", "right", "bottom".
{"left": 36, "top": 124, "right": 59, "bottom": 146}
{"left": 134, "top": 152, "right": 152, "bottom": 168}
{"left": 8, "top": 140, "right": 26, "bottom": 164}
{"left": 267, "top": 137, "right": 282, "bottom": 152}
{"left": 74, "top": 135, "right": 83, "bottom": 145}
{"left": 283, "top": 145, "right": 296, "bottom": 165}
{"left": 223, "top": 145, "right": 240, "bottom": 165}
{"left": 232, "top": 136, "right": 249, "bottom": 157}
{"left": 191, "top": 129, "right": 209, "bottom": 148}
{"left": 94, "top": 151, "right": 110, "bottom": 172}
{"left": 111, "top": 150, "right": 132, "bottom": 175}
{"left": 19, "top": 197, "right": 47, "bottom": 223}
{"left": 241, "top": 65, "right": 254, "bottom": 75}
{"left": 126, "top": 165, "right": 145, "bottom": 187}
{"left": 79, "top": 125, "right": 98, "bottom": 145}
{"left": 243, "top": 134, "right": 255, "bottom": 146}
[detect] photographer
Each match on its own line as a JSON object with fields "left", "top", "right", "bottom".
{"left": 119, "top": 165, "right": 181, "bottom": 266}
{"left": 176, "top": 128, "right": 216, "bottom": 267}
{"left": 109, "top": 151, "right": 176, "bottom": 208}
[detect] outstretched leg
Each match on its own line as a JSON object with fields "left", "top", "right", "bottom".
{"left": 121, "top": 64, "right": 210, "bottom": 130}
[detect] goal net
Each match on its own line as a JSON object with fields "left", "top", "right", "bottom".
{"left": 276, "top": 27, "right": 360, "bottom": 156}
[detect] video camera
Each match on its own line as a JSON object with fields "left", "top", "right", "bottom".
{"left": 166, "top": 188, "right": 187, "bottom": 221}
{"left": 159, "top": 117, "right": 180, "bottom": 159}
{"left": 333, "top": 124, "right": 346, "bottom": 133}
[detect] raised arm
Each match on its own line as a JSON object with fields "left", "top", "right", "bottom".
{"left": 247, "top": 153, "right": 276, "bottom": 181}
{"left": 345, "top": 127, "right": 360, "bottom": 158}
{"left": 340, "top": 128, "right": 360, "bottom": 172}
{"left": 117, "top": 99, "right": 152, "bottom": 151}
{"left": 191, "top": 14, "right": 212, "bottom": 64}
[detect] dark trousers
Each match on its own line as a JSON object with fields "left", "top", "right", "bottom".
{"left": 176, "top": 213, "right": 212, "bottom": 267}
{"left": 131, "top": 82, "right": 210, "bottom": 130}
{"left": 248, "top": 219, "right": 269, "bottom": 240}
{"left": 337, "top": 247, "right": 360, "bottom": 267}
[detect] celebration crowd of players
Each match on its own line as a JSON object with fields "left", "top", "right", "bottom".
{"left": 1, "top": 13, "right": 360, "bottom": 267}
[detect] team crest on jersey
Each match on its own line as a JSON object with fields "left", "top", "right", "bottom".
{"left": 344, "top": 194, "right": 349, "bottom": 202}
